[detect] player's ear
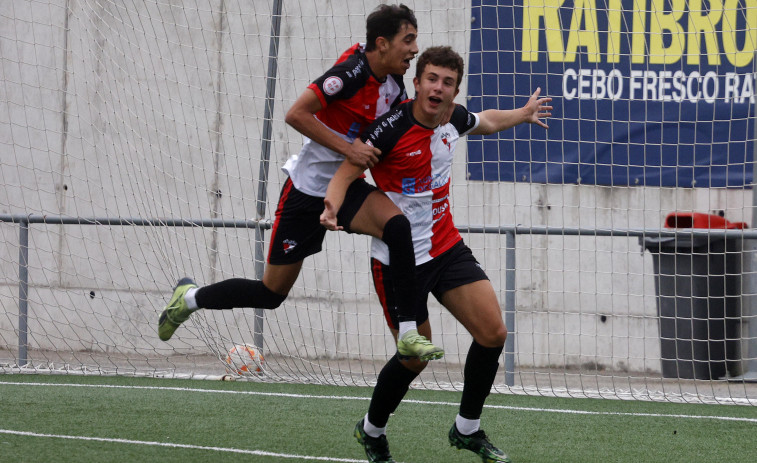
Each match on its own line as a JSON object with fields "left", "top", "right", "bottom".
{"left": 376, "top": 36, "right": 389, "bottom": 53}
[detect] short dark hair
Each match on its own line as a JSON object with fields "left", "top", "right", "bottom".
{"left": 365, "top": 4, "right": 417, "bottom": 52}
{"left": 416, "top": 46, "right": 465, "bottom": 88}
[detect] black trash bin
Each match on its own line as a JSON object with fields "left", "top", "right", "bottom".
{"left": 642, "top": 213, "right": 743, "bottom": 380}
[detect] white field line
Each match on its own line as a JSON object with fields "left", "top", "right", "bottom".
{"left": 1, "top": 380, "right": 756, "bottom": 424}
{"left": 0, "top": 429, "right": 364, "bottom": 462}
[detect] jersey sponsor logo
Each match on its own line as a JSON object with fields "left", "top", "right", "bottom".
{"left": 346, "top": 60, "right": 364, "bottom": 79}
{"left": 405, "top": 149, "right": 422, "bottom": 157}
{"left": 323, "top": 76, "right": 343, "bottom": 95}
{"left": 346, "top": 122, "right": 361, "bottom": 140}
{"left": 381, "top": 110, "right": 403, "bottom": 128}
{"left": 282, "top": 239, "right": 297, "bottom": 254}
{"left": 401, "top": 177, "right": 416, "bottom": 194}
{"left": 402, "top": 174, "right": 449, "bottom": 194}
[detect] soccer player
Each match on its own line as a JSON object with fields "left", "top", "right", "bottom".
{"left": 320, "top": 46, "right": 552, "bottom": 463}
{"left": 157, "top": 4, "right": 443, "bottom": 361}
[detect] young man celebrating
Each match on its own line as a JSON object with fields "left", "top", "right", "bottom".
{"left": 158, "top": 4, "right": 443, "bottom": 361}
{"left": 321, "top": 46, "right": 552, "bottom": 463}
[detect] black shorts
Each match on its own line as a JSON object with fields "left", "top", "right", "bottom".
{"left": 268, "top": 177, "right": 377, "bottom": 265}
{"left": 371, "top": 240, "right": 489, "bottom": 329}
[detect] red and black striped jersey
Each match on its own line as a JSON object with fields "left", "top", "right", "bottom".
{"left": 282, "top": 43, "right": 408, "bottom": 197}
{"left": 362, "top": 101, "right": 479, "bottom": 265}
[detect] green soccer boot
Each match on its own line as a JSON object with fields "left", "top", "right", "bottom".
{"left": 396, "top": 329, "right": 444, "bottom": 361}
{"left": 157, "top": 277, "right": 197, "bottom": 341}
{"left": 354, "top": 419, "right": 395, "bottom": 463}
{"left": 449, "top": 423, "right": 512, "bottom": 463}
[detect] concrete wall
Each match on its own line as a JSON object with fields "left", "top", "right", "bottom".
{"left": 0, "top": 1, "right": 752, "bottom": 375}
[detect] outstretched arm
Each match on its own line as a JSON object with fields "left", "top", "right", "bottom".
{"left": 285, "top": 89, "right": 380, "bottom": 168}
{"left": 470, "top": 87, "right": 553, "bottom": 135}
{"left": 320, "top": 159, "right": 367, "bottom": 231}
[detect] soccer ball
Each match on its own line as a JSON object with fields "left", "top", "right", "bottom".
{"left": 225, "top": 343, "right": 264, "bottom": 375}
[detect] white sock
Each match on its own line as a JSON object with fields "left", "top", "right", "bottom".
{"left": 363, "top": 414, "right": 386, "bottom": 438}
{"left": 398, "top": 321, "right": 417, "bottom": 339}
{"left": 455, "top": 415, "right": 480, "bottom": 435}
{"left": 184, "top": 287, "right": 199, "bottom": 311}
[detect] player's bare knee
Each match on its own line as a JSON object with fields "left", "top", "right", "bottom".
{"left": 476, "top": 325, "right": 507, "bottom": 348}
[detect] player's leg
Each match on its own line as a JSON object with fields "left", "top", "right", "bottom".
{"left": 355, "top": 258, "right": 431, "bottom": 463}
{"left": 158, "top": 178, "right": 323, "bottom": 341}
{"left": 442, "top": 282, "right": 510, "bottom": 462}
{"left": 432, "top": 244, "right": 511, "bottom": 463}
{"left": 345, "top": 185, "right": 442, "bottom": 360}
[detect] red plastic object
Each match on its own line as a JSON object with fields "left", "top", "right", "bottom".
{"left": 664, "top": 212, "right": 747, "bottom": 229}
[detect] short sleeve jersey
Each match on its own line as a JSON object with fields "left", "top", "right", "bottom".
{"left": 282, "top": 43, "right": 408, "bottom": 197}
{"left": 363, "top": 101, "right": 479, "bottom": 265}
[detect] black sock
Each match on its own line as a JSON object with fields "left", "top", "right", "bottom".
{"left": 194, "top": 278, "right": 286, "bottom": 310}
{"left": 367, "top": 354, "right": 420, "bottom": 428}
{"left": 382, "top": 215, "right": 417, "bottom": 323}
{"left": 459, "top": 341, "right": 503, "bottom": 420}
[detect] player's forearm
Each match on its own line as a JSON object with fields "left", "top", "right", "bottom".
{"left": 473, "top": 108, "right": 527, "bottom": 135}
{"left": 325, "top": 161, "right": 365, "bottom": 214}
{"left": 285, "top": 109, "right": 353, "bottom": 156}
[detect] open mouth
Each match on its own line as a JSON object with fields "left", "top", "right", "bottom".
{"left": 428, "top": 96, "right": 443, "bottom": 106}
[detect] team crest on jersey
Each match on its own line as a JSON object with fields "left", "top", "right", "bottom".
{"left": 441, "top": 132, "right": 453, "bottom": 151}
{"left": 282, "top": 239, "right": 297, "bottom": 254}
{"left": 323, "top": 76, "right": 343, "bottom": 96}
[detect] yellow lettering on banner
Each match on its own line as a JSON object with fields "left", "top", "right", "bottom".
{"left": 564, "top": 0, "right": 601, "bottom": 62}
{"left": 688, "top": 0, "right": 723, "bottom": 65}
{"left": 722, "top": 0, "right": 757, "bottom": 67}
{"left": 649, "top": 0, "right": 685, "bottom": 64}
{"left": 606, "top": 0, "right": 623, "bottom": 63}
{"left": 521, "top": 0, "right": 566, "bottom": 62}
{"left": 631, "top": 0, "right": 648, "bottom": 64}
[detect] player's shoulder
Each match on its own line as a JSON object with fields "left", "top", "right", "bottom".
{"left": 328, "top": 45, "right": 369, "bottom": 77}
{"left": 334, "top": 43, "right": 365, "bottom": 65}
{"left": 313, "top": 47, "right": 371, "bottom": 99}
{"left": 449, "top": 103, "right": 478, "bottom": 132}
{"left": 364, "top": 101, "right": 413, "bottom": 142}
{"left": 378, "top": 100, "right": 413, "bottom": 127}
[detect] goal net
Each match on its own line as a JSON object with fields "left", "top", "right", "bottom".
{"left": 1, "top": 0, "right": 756, "bottom": 405}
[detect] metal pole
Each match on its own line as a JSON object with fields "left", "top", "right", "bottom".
{"left": 742, "top": 49, "right": 757, "bottom": 381}
{"left": 18, "top": 219, "right": 29, "bottom": 366}
{"left": 253, "top": 0, "right": 283, "bottom": 350}
{"left": 504, "top": 231, "right": 516, "bottom": 387}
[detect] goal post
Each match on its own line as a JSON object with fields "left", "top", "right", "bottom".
{"left": 1, "top": 1, "right": 756, "bottom": 405}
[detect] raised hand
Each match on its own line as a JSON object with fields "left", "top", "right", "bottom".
{"left": 525, "top": 87, "right": 553, "bottom": 129}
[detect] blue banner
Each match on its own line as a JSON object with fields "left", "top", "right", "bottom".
{"left": 467, "top": 0, "right": 756, "bottom": 187}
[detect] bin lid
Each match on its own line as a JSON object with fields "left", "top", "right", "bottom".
{"left": 640, "top": 235, "right": 711, "bottom": 252}
{"left": 665, "top": 212, "right": 747, "bottom": 229}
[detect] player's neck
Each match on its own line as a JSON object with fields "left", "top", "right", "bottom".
{"left": 364, "top": 50, "right": 389, "bottom": 81}
{"left": 411, "top": 100, "right": 442, "bottom": 129}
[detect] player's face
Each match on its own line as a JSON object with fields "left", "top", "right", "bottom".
{"left": 413, "top": 64, "right": 459, "bottom": 120}
{"left": 384, "top": 23, "right": 419, "bottom": 75}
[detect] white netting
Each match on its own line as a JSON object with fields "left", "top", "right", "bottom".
{"left": 1, "top": 1, "right": 756, "bottom": 405}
